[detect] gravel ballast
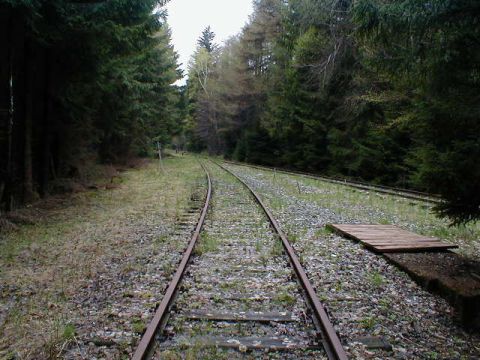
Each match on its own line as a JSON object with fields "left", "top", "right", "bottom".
{"left": 226, "top": 163, "right": 480, "bottom": 359}
{"left": 155, "top": 163, "right": 326, "bottom": 359}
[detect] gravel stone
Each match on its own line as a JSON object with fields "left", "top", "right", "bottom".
{"left": 154, "top": 164, "right": 327, "bottom": 359}
{"left": 226, "top": 163, "right": 480, "bottom": 359}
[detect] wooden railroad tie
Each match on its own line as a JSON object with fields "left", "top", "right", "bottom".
{"left": 180, "top": 336, "right": 322, "bottom": 351}
{"left": 183, "top": 309, "right": 298, "bottom": 322}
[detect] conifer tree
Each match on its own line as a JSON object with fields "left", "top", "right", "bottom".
{"left": 0, "top": 0, "right": 181, "bottom": 210}
{"left": 182, "top": 0, "right": 480, "bottom": 224}
{"left": 197, "top": 26, "right": 217, "bottom": 53}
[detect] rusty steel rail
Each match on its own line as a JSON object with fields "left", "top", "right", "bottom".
{"left": 216, "top": 162, "right": 348, "bottom": 360}
{"left": 223, "top": 160, "right": 441, "bottom": 204}
{"left": 132, "top": 163, "right": 212, "bottom": 360}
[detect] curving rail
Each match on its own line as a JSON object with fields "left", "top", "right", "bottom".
{"left": 133, "top": 160, "right": 348, "bottom": 360}
{"left": 132, "top": 162, "right": 212, "bottom": 360}
{"left": 223, "top": 160, "right": 441, "bottom": 204}
{"left": 216, "top": 162, "right": 348, "bottom": 360}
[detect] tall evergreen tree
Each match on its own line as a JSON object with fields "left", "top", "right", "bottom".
{"left": 353, "top": 0, "right": 480, "bottom": 223}
{"left": 0, "top": 0, "right": 181, "bottom": 210}
{"left": 197, "top": 26, "right": 217, "bottom": 53}
{"left": 183, "top": 0, "right": 480, "bottom": 224}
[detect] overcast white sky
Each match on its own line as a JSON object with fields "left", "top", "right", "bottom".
{"left": 166, "top": 0, "right": 254, "bottom": 85}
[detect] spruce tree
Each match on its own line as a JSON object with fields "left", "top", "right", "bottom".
{"left": 197, "top": 26, "right": 217, "bottom": 53}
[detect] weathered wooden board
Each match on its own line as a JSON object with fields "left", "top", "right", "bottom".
{"left": 183, "top": 310, "right": 298, "bottom": 322}
{"left": 327, "top": 224, "right": 458, "bottom": 253}
{"left": 352, "top": 336, "right": 393, "bottom": 351}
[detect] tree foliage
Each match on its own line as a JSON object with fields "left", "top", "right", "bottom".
{"left": 197, "top": 26, "right": 218, "bottom": 53}
{"left": 353, "top": 0, "right": 480, "bottom": 223}
{"left": 0, "top": 0, "right": 181, "bottom": 210}
{"left": 185, "top": 0, "right": 480, "bottom": 224}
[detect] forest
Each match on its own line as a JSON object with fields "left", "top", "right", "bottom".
{"left": 0, "top": 0, "right": 181, "bottom": 210}
{"left": 1, "top": 0, "right": 479, "bottom": 226}
{"left": 185, "top": 0, "right": 480, "bottom": 225}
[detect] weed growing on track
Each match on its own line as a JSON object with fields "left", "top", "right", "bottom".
{"left": 131, "top": 318, "right": 146, "bottom": 334}
{"left": 368, "top": 271, "right": 385, "bottom": 287}
{"left": 274, "top": 291, "right": 296, "bottom": 307}
{"left": 62, "top": 324, "right": 76, "bottom": 341}
{"left": 195, "top": 231, "right": 219, "bottom": 255}
{"left": 255, "top": 239, "right": 263, "bottom": 252}
{"left": 360, "top": 316, "right": 377, "bottom": 330}
{"left": 270, "top": 239, "right": 284, "bottom": 257}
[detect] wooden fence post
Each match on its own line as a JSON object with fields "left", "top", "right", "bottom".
{"left": 157, "top": 142, "right": 165, "bottom": 173}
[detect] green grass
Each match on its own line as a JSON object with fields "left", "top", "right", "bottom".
{"left": 368, "top": 271, "right": 385, "bottom": 287}
{"left": 62, "top": 324, "right": 76, "bottom": 341}
{"left": 195, "top": 231, "right": 219, "bottom": 255}
{"left": 360, "top": 316, "right": 377, "bottom": 330}
{"left": 132, "top": 318, "right": 146, "bottom": 334}
{"left": 315, "top": 227, "right": 334, "bottom": 237}
{"left": 378, "top": 297, "right": 391, "bottom": 311}
{"left": 270, "top": 238, "right": 284, "bottom": 257}
{"left": 274, "top": 290, "right": 296, "bottom": 306}
{"left": 255, "top": 238, "right": 263, "bottom": 252}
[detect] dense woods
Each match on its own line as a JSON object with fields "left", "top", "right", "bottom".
{"left": 186, "top": 0, "right": 480, "bottom": 225}
{"left": 0, "top": 0, "right": 181, "bottom": 211}
{"left": 1, "top": 0, "right": 478, "bottom": 225}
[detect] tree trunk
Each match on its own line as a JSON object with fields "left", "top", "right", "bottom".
{"left": 0, "top": 6, "right": 11, "bottom": 211}
{"left": 3, "top": 7, "right": 18, "bottom": 211}
{"left": 40, "top": 49, "right": 52, "bottom": 196}
{"left": 8, "top": 11, "right": 27, "bottom": 210}
{"left": 23, "top": 37, "right": 37, "bottom": 203}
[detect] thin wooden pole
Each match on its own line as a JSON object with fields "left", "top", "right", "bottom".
{"left": 157, "top": 142, "right": 164, "bottom": 173}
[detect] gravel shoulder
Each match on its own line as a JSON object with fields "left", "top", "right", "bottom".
{"left": 0, "top": 156, "right": 205, "bottom": 359}
{"left": 225, "top": 163, "right": 480, "bottom": 359}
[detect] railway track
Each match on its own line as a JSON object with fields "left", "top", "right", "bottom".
{"left": 133, "top": 161, "right": 347, "bottom": 360}
{"left": 223, "top": 160, "right": 442, "bottom": 204}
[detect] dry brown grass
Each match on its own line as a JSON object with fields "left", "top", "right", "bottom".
{"left": 0, "top": 155, "right": 203, "bottom": 359}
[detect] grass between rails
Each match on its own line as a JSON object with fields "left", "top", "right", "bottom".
{"left": 158, "top": 163, "right": 316, "bottom": 359}
{"left": 235, "top": 165, "right": 480, "bottom": 261}
{"left": 0, "top": 155, "right": 204, "bottom": 359}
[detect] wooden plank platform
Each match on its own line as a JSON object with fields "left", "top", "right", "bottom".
{"left": 327, "top": 224, "right": 458, "bottom": 253}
